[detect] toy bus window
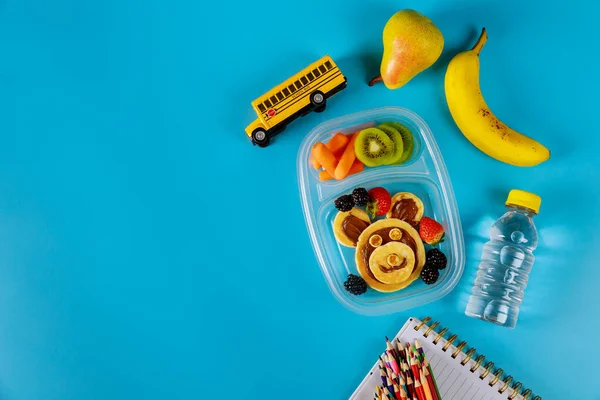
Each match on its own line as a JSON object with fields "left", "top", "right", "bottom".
{"left": 325, "top": 61, "right": 333, "bottom": 69}
{"left": 270, "top": 95, "right": 277, "bottom": 105}
{"left": 307, "top": 72, "right": 315, "bottom": 81}
{"left": 265, "top": 99, "right": 272, "bottom": 108}
{"left": 313, "top": 68, "right": 321, "bottom": 78}
{"left": 276, "top": 92, "right": 284, "bottom": 101}
{"left": 319, "top": 65, "right": 327, "bottom": 73}
{"left": 294, "top": 80, "right": 302, "bottom": 89}
{"left": 289, "top": 84, "right": 297, "bottom": 93}
{"left": 301, "top": 76, "right": 308, "bottom": 85}
{"left": 283, "top": 88, "right": 290, "bottom": 96}
{"left": 258, "top": 104, "right": 266, "bottom": 113}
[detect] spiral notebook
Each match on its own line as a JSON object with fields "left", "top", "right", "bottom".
{"left": 350, "top": 317, "right": 540, "bottom": 400}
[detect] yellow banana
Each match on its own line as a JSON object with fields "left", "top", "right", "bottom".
{"left": 445, "top": 28, "right": 550, "bottom": 167}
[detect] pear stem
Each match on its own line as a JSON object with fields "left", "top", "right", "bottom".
{"left": 368, "top": 75, "right": 383, "bottom": 86}
{"left": 471, "top": 28, "right": 488, "bottom": 55}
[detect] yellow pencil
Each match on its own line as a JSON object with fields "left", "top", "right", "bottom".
{"left": 420, "top": 368, "right": 433, "bottom": 400}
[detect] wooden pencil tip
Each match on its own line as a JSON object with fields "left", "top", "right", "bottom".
{"left": 415, "top": 339, "right": 420, "bottom": 347}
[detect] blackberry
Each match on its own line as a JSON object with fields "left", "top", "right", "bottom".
{"left": 334, "top": 194, "right": 354, "bottom": 212}
{"left": 344, "top": 274, "right": 368, "bottom": 295}
{"left": 420, "top": 265, "right": 439, "bottom": 285}
{"left": 352, "top": 187, "right": 371, "bottom": 207}
{"left": 426, "top": 248, "right": 447, "bottom": 270}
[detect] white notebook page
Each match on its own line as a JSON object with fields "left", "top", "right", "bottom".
{"left": 350, "top": 317, "right": 525, "bottom": 400}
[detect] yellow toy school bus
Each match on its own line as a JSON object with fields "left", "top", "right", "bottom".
{"left": 245, "top": 55, "right": 347, "bottom": 147}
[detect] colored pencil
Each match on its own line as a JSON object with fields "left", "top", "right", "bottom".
{"left": 386, "top": 348, "right": 401, "bottom": 375}
{"left": 402, "top": 361, "right": 413, "bottom": 395}
{"left": 379, "top": 358, "right": 390, "bottom": 381}
{"left": 406, "top": 374, "right": 416, "bottom": 400}
{"left": 420, "top": 368, "right": 434, "bottom": 400}
{"left": 414, "top": 379, "right": 426, "bottom": 400}
{"left": 412, "top": 345, "right": 420, "bottom": 362}
{"left": 396, "top": 339, "right": 406, "bottom": 361}
{"left": 393, "top": 381, "right": 402, "bottom": 400}
{"left": 379, "top": 365, "right": 388, "bottom": 388}
{"left": 386, "top": 375, "right": 396, "bottom": 394}
{"left": 386, "top": 337, "right": 398, "bottom": 374}
{"left": 386, "top": 336, "right": 398, "bottom": 358}
{"left": 383, "top": 385, "right": 397, "bottom": 400}
{"left": 422, "top": 364, "right": 439, "bottom": 400}
{"left": 423, "top": 358, "right": 441, "bottom": 400}
{"left": 399, "top": 385, "right": 408, "bottom": 400}
{"left": 379, "top": 353, "right": 392, "bottom": 375}
{"left": 399, "top": 375, "right": 409, "bottom": 398}
{"left": 380, "top": 356, "right": 393, "bottom": 381}
{"left": 414, "top": 339, "right": 425, "bottom": 362}
{"left": 381, "top": 354, "right": 390, "bottom": 370}
{"left": 391, "top": 369, "right": 399, "bottom": 385}
{"left": 410, "top": 355, "right": 421, "bottom": 383}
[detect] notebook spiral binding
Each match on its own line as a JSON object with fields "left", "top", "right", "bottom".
{"left": 415, "top": 317, "right": 541, "bottom": 400}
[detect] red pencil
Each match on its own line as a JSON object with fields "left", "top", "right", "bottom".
{"left": 400, "top": 386, "right": 409, "bottom": 400}
{"left": 414, "top": 379, "right": 426, "bottom": 400}
{"left": 410, "top": 355, "right": 421, "bottom": 383}
{"left": 423, "top": 363, "right": 439, "bottom": 400}
{"left": 399, "top": 385, "right": 408, "bottom": 400}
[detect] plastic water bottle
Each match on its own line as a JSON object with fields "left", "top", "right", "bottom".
{"left": 465, "top": 190, "right": 541, "bottom": 328}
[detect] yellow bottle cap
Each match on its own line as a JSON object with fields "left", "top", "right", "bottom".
{"left": 506, "top": 189, "right": 541, "bottom": 214}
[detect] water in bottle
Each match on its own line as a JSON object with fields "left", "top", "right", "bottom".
{"left": 465, "top": 189, "right": 541, "bottom": 328}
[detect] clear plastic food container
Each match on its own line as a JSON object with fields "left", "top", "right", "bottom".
{"left": 297, "top": 107, "right": 465, "bottom": 315}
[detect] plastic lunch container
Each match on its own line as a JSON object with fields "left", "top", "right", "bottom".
{"left": 297, "top": 107, "right": 465, "bottom": 315}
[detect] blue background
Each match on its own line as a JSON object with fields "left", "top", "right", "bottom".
{"left": 0, "top": 0, "right": 598, "bottom": 398}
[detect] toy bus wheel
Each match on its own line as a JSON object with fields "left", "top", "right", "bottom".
{"left": 252, "top": 129, "right": 270, "bottom": 147}
{"left": 315, "top": 104, "right": 326, "bottom": 113}
{"left": 310, "top": 91, "right": 326, "bottom": 107}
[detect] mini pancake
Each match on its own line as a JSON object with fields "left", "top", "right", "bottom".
{"left": 355, "top": 219, "right": 425, "bottom": 292}
{"left": 333, "top": 208, "right": 371, "bottom": 247}
{"left": 386, "top": 192, "right": 424, "bottom": 226}
{"left": 369, "top": 241, "right": 415, "bottom": 284}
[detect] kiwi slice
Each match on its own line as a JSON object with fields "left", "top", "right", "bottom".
{"left": 377, "top": 124, "right": 404, "bottom": 165}
{"left": 385, "top": 122, "right": 414, "bottom": 164}
{"left": 354, "top": 128, "right": 395, "bottom": 167}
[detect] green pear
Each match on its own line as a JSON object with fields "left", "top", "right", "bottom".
{"left": 369, "top": 10, "right": 444, "bottom": 89}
